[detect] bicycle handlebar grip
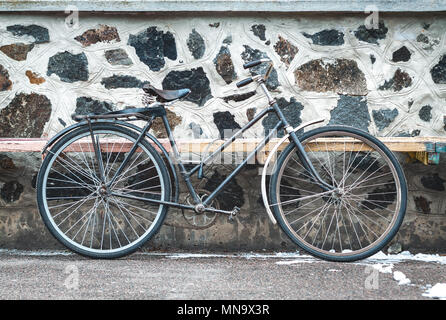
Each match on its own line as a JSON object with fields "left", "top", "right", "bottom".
{"left": 243, "top": 60, "right": 262, "bottom": 69}
{"left": 71, "top": 113, "right": 84, "bottom": 121}
{"left": 236, "top": 77, "right": 253, "bottom": 88}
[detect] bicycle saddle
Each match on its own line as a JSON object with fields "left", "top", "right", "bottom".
{"left": 142, "top": 84, "right": 190, "bottom": 102}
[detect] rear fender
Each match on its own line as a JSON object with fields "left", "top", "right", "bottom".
{"left": 41, "top": 120, "right": 180, "bottom": 203}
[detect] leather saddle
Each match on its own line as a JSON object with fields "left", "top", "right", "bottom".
{"left": 142, "top": 84, "right": 190, "bottom": 102}
{"left": 71, "top": 84, "right": 191, "bottom": 122}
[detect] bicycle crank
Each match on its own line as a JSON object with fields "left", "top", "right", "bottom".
{"left": 181, "top": 189, "right": 219, "bottom": 229}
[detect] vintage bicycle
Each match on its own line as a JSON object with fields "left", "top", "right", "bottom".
{"left": 36, "top": 59, "right": 407, "bottom": 262}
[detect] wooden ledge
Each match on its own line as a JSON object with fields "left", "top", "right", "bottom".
{"left": 1, "top": 137, "right": 446, "bottom": 165}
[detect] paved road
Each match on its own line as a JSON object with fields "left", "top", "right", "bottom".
{"left": 0, "top": 250, "right": 445, "bottom": 300}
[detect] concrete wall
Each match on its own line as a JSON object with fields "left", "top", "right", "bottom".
{"left": 1, "top": 151, "right": 446, "bottom": 252}
{"left": 0, "top": 11, "right": 446, "bottom": 251}
{"left": 1, "top": 0, "right": 446, "bottom": 12}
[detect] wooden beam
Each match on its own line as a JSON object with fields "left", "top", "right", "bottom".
{"left": 0, "top": 138, "right": 47, "bottom": 152}
{"left": 1, "top": 136, "right": 446, "bottom": 167}
{"left": 1, "top": 137, "right": 445, "bottom": 153}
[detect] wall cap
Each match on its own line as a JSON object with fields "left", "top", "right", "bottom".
{"left": 1, "top": 0, "right": 445, "bottom": 13}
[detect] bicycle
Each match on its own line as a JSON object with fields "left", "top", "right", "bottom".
{"left": 36, "top": 59, "right": 407, "bottom": 262}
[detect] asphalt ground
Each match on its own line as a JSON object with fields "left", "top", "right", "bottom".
{"left": 0, "top": 249, "right": 445, "bottom": 301}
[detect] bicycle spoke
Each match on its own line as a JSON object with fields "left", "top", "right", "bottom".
{"left": 341, "top": 199, "right": 375, "bottom": 243}
{"left": 110, "top": 197, "right": 148, "bottom": 231}
{"left": 110, "top": 197, "right": 140, "bottom": 238}
{"left": 47, "top": 165, "right": 96, "bottom": 192}
{"left": 298, "top": 199, "right": 332, "bottom": 236}
{"left": 273, "top": 129, "right": 405, "bottom": 260}
{"left": 340, "top": 198, "right": 363, "bottom": 249}
{"left": 38, "top": 125, "right": 168, "bottom": 257}
{"left": 52, "top": 193, "right": 98, "bottom": 219}
{"left": 309, "top": 202, "right": 333, "bottom": 247}
{"left": 291, "top": 199, "right": 331, "bottom": 227}
{"left": 55, "top": 193, "right": 98, "bottom": 225}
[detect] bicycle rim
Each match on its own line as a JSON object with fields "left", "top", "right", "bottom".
{"left": 272, "top": 128, "right": 406, "bottom": 260}
{"left": 39, "top": 127, "right": 167, "bottom": 256}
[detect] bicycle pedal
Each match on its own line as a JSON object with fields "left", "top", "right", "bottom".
{"left": 228, "top": 206, "right": 240, "bottom": 222}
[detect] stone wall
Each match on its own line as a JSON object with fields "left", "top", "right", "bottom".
{"left": 1, "top": 12, "right": 446, "bottom": 139}
{"left": 0, "top": 11, "right": 446, "bottom": 251}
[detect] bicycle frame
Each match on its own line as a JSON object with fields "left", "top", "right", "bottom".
{"left": 36, "top": 53, "right": 408, "bottom": 261}
{"left": 107, "top": 81, "right": 334, "bottom": 216}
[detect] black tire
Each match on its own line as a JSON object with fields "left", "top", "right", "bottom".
{"left": 36, "top": 123, "right": 171, "bottom": 259}
{"left": 269, "top": 126, "right": 407, "bottom": 262}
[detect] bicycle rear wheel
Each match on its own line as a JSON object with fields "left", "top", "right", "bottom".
{"left": 269, "top": 126, "right": 407, "bottom": 262}
{"left": 36, "top": 123, "right": 171, "bottom": 259}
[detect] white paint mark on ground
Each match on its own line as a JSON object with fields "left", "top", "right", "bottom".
{"left": 274, "top": 250, "right": 446, "bottom": 267}
{"left": 354, "top": 250, "right": 446, "bottom": 288}
{"left": 157, "top": 251, "right": 313, "bottom": 260}
{"left": 0, "top": 249, "right": 305, "bottom": 259}
{"left": 275, "top": 257, "right": 318, "bottom": 264}
{"left": 163, "top": 253, "right": 229, "bottom": 259}
{"left": 0, "top": 249, "right": 445, "bottom": 267}
{"left": 364, "top": 251, "right": 446, "bottom": 265}
{"left": 0, "top": 249, "right": 73, "bottom": 256}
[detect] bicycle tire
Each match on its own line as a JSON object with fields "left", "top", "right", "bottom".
{"left": 269, "top": 126, "right": 407, "bottom": 262}
{"left": 36, "top": 123, "right": 171, "bottom": 259}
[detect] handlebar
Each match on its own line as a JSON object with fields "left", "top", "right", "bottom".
{"left": 236, "top": 77, "right": 254, "bottom": 88}
{"left": 243, "top": 60, "right": 262, "bottom": 69}
{"left": 237, "top": 59, "right": 273, "bottom": 88}
{"left": 243, "top": 58, "right": 271, "bottom": 69}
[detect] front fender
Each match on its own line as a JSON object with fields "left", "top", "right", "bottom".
{"left": 261, "top": 118, "right": 325, "bottom": 224}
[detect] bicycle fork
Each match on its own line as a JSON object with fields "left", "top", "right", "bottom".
{"left": 287, "top": 130, "right": 334, "bottom": 192}
{"left": 268, "top": 99, "right": 333, "bottom": 193}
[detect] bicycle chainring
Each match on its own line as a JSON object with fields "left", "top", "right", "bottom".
{"left": 181, "top": 189, "right": 219, "bottom": 229}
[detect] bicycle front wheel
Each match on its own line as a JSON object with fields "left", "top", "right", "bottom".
{"left": 269, "top": 126, "right": 407, "bottom": 262}
{"left": 36, "top": 123, "right": 171, "bottom": 259}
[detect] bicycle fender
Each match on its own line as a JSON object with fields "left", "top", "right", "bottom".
{"left": 41, "top": 121, "right": 94, "bottom": 155}
{"left": 41, "top": 120, "right": 180, "bottom": 203}
{"left": 261, "top": 118, "right": 325, "bottom": 224}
